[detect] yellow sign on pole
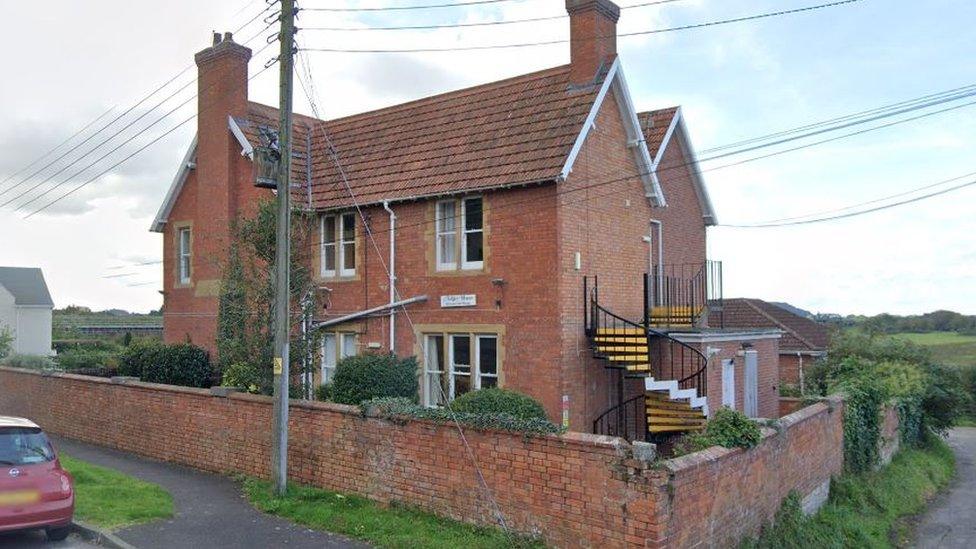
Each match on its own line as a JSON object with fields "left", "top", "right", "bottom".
{"left": 273, "top": 357, "right": 283, "bottom": 375}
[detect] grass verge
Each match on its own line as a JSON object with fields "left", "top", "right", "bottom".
{"left": 60, "top": 454, "right": 174, "bottom": 530}
{"left": 743, "top": 436, "right": 955, "bottom": 549}
{"left": 241, "top": 478, "right": 542, "bottom": 549}
{"left": 956, "top": 417, "right": 976, "bottom": 428}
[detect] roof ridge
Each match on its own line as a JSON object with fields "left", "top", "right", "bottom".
{"left": 743, "top": 299, "right": 818, "bottom": 351}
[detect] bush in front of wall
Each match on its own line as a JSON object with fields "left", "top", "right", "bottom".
{"left": 448, "top": 388, "right": 548, "bottom": 421}
{"left": 363, "top": 397, "right": 563, "bottom": 435}
{"left": 119, "top": 340, "right": 214, "bottom": 388}
{"left": 329, "top": 354, "right": 419, "bottom": 405}
{"left": 315, "top": 383, "right": 332, "bottom": 402}
{"left": 55, "top": 347, "right": 120, "bottom": 372}
{"left": 673, "top": 407, "right": 762, "bottom": 456}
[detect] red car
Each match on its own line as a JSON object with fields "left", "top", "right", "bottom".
{"left": 0, "top": 417, "right": 74, "bottom": 541}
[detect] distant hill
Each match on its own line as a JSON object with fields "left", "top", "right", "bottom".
{"left": 815, "top": 310, "right": 976, "bottom": 335}
{"left": 769, "top": 302, "right": 814, "bottom": 319}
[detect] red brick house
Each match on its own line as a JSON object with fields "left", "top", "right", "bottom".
{"left": 712, "top": 298, "right": 830, "bottom": 390}
{"left": 151, "top": 0, "right": 782, "bottom": 439}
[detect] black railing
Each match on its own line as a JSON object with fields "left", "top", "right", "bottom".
{"left": 646, "top": 260, "right": 722, "bottom": 329}
{"left": 584, "top": 275, "right": 645, "bottom": 338}
{"left": 592, "top": 394, "right": 647, "bottom": 441}
{"left": 647, "top": 326, "right": 708, "bottom": 395}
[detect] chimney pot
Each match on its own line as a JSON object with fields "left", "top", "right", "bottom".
{"left": 212, "top": 32, "right": 221, "bottom": 46}
{"left": 566, "top": 0, "right": 621, "bottom": 85}
{"left": 224, "top": 31, "right": 234, "bottom": 43}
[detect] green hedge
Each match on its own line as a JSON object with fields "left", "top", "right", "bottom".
{"left": 1, "top": 353, "right": 56, "bottom": 370}
{"left": 448, "top": 388, "right": 548, "bottom": 420}
{"left": 329, "top": 354, "right": 418, "bottom": 405}
{"left": 55, "top": 347, "right": 120, "bottom": 372}
{"left": 119, "top": 341, "right": 214, "bottom": 388}
{"left": 363, "top": 397, "right": 562, "bottom": 435}
{"left": 674, "top": 407, "right": 762, "bottom": 456}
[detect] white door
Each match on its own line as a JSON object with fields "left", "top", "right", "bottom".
{"left": 721, "top": 359, "right": 736, "bottom": 409}
{"left": 744, "top": 350, "right": 759, "bottom": 417}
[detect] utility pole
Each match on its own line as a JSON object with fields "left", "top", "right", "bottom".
{"left": 272, "top": 0, "right": 296, "bottom": 497}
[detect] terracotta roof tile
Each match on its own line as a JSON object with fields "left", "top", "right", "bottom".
{"left": 638, "top": 107, "right": 678, "bottom": 161}
{"left": 240, "top": 64, "right": 607, "bottom": 210}
{"left": 712, "top": 298, "right": 831, "bottom": 352}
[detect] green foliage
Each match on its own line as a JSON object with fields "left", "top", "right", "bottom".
{"left": 840, "top": 372, "right": 888, "bottom": 473}
{"left": 0, "top": 324, "right": 12, "bottom": 359}
{"left": 61, "top": 454, "right": 173, "bottom": 530}
{"left": 330, "top": 354, "right": 419, "bottom": 405}
{"left": 779, "top": 383, "right": 802, "bottom": 398}
{"left": 216, "top": 200, "right": 317, "bottom": 396}
{"left": 918, "top": 362, "right": 969, "bottom": 436}
{"left": 242, "top": 477, "right": 543, "bottom": 549}
{"left": 55, "top": 347, "right": 120, "bottom": 372}
{"left": 119, "top": 341, "right": 214, "bottom": 388}
{"left": 742, "top": 436, "right": 955, "bottom": 549}
{"left": 315, "top": 383, "right": 332, "bottom": 402}
{"left": 1, "top": 353, "right": 56, "bottom": 370}
{"left": 448, "top": 388, "right": 548, "bottom": 421}
{"left": 364, "top": 397, "right": 563, "bottom": 435}
{"left": 674, "top": 407, "right": 762, "bottom": 456}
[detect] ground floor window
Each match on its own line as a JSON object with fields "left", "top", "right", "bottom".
{"left": 422, "top": 332, "right": 499, "bottom": 407}
{"left": 321, "top": 331, "right": 357, "bottom": 384}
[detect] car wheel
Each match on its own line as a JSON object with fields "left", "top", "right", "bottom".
{"left": 46, "top": 526, "right": 71, "bottom": 541}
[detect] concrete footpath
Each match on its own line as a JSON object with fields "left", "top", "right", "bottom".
{"left": 51, "top": 436, "right": 368, "bottom": 549}
{"left": 914, "top": 427, "right": 976, "bottom": 549}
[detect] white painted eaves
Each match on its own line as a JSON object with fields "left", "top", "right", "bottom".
{"left": 149, "top": 135, "right": 197, "bottom": 233}
{"left": 559, "top": 58, "right": 667, "bottom": 208}
{"left": 651, "top": 107, "right": 718, "bottom": 226}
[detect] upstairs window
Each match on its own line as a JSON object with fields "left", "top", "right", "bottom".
{"left": 435, "top": 196, "right": 483, "bottom": 271}
{"left": 178, "top": 227, "right": 191, "bottom": 284}
{"left": 321, "top": 213, "right": 356, "bottom": 278}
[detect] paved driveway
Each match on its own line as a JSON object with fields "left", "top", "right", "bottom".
{"left": 51, "top": 436, "right": 367, "bottom": 549}
{"left": 915, "top": 427, "right": 976, "bottom": 548}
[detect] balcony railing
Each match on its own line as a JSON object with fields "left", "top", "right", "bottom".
{"left": 646, "top": 260, "right": 722, "bottom": 329}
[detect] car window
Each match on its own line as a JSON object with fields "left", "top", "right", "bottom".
{"left": 0, "top": 427, "right": 55, "bottom": 466}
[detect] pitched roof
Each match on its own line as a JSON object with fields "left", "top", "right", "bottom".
{"left": 0, "top": 267, "right": 53, "bottom": 307}
{"left": 712, "top": 298, "right": 830, "bottom": 352}
{"left": 247, "top": 64, "right": 606, "bottom": 210}
{"left": 639, "top": 107, "right": 678, "bottom": 160}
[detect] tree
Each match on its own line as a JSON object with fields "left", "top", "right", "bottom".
{"left": 217, "top": 200, "right": 317, "bottom": 395}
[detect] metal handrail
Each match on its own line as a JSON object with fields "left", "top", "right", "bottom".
{"left": 592, "top": 394, "right": 646, "bottom": 441}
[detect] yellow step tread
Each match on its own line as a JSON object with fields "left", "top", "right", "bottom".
{"left": 649, "top": 424, "right": 706, "bottom": 433}
{"left": 645, "top": 399, "right": 695, "bottom": 410}
{"left": 595, "top": 328, "right": 645, "bottom": 336}
{"left": 595, "top": 346, "right": 648, "bottom": 353}
{"left": 647, "top": 417, "right": 707, "bottom": 427}
{"left": 593, "top": 337, "right": 646, "bottom": 344}
{"left": 625, "top": 365, "right": 651, "bottom": 372}
{"left": 606, "top": 355, "right": 651, "bottom": 362}
{"left": 646, "top": 408, "right": 705, "bottom": 418}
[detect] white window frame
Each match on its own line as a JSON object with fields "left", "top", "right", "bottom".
{"left": 178, "top": 227, "right": 191, "bottom": 284}
{"left": 339, "top": 213, "right": 356, "bottom": 277}
{"left": 320, "top": 213, "right": 356, "bottom": 278}
{"left": 461, "top": 197, "right": 484, "bottom": 270}
{"left": 422, "top": 332, "right": 499, "bottom": 407}
{"left": 435, "top": 200, "right": 458, "bottom": 271}
{"left": 320, "top": 331, "right": 358, "bottom": 384}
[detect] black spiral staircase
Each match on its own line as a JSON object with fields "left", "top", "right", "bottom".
{"left": 586, "top": 263, "right": 721, "bottom": 442}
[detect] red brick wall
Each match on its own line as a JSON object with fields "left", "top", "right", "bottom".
{"left": 0, "top": 367, "right": 860, "bottom": 548}
{"left": 695, "top": 337, "right": 780, "bottom": 419}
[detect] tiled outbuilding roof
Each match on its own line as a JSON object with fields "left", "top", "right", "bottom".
{"left": 712, "top": 298, "right": 830, "bottom": 352}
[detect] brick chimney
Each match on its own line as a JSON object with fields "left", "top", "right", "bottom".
{"left": 566, "top": 0, "right": 620, "bottom": 85}
{"left": 192, "top": 32, "right": 252, "bottom": 286}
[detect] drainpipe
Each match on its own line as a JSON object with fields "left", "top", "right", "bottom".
{"left": 797, "top": 351, "right": 805, "bottom": 394}
{"left": 649, "top": 219, "right": 663, "bottom": 306}
{"left": 383, "top": 201, "right": 397, "bottom": 353}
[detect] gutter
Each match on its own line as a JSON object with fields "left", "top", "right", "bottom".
{"left": 383, "top": 200, "right": 397, "bottom": 352}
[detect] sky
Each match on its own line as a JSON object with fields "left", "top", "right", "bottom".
{"left": 0, "top": 0, "right": 974, "bottom": 316}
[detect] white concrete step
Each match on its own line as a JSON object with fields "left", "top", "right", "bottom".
{"left": 645, "top": 377, "right": 709, "bottom": 416}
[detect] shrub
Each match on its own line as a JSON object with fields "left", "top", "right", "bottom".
{"left": 674, "top": 407, "right": 761, "bottom": 456}
{"left": 363, "top": 397, "right": 562, "bottom": 435}
{"left": 0, "top": 325, "right": 12, "bottom": 359}
{"left": 840, "top": 373, "right": 888, "bottom": 473}
{"left": 222, "top": 361, "right": 271, "bottom": 394}
{"left": 315, "top": 383, "right": 332, "bottom": 402}
{"left": 329, "top": 354, "right": 418, "bottom": 405}
{"left": 120, "top": 341, "right": 213, "bottom": 388}
{"left": 448, "top": 388, "right": 548, "bottom": 420}
{"left": 1, "top": 353, "right": 55, "bottom": 370}
{"left": 55, "top": 347, "right": 120, "bottom": 372}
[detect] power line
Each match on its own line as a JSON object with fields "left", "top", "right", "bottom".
{"left": 106, "top": 260, "right": 163, "bottom": 270}
{"left": 21, "top": 46, "right": 279, "bottom": 218}
{"left": 0, "top": 0, "right": 274, "bottom": 202}
{"left": 720, "top": 177, "right": 976, "bottom": 228}
{"left": 299, "top": 0, "right": 861, "bottom": 53}
{"left": 302, "top": 0, "right": 514, "bottom": 12}
{"left": 300, "top": 0, "right": 683, "bottom": 31}
{"left": 8, "top": 27, "right": 278, "bottom": 213}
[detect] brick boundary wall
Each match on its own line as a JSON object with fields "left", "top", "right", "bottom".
{"left": 1, "top": 368, "right": 872, "bottom": 547}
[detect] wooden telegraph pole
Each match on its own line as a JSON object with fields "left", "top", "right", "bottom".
{"left": 272, "top": 0, "right": 296, "bottom": 497}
